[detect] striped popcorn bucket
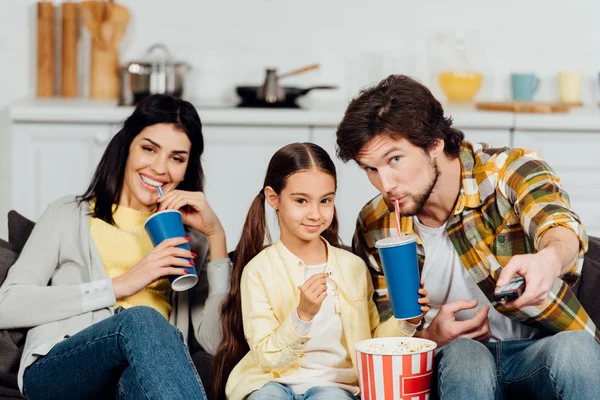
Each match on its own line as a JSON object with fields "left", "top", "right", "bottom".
{"left": 355, "top": 337, "right": 437, "bottom": 400}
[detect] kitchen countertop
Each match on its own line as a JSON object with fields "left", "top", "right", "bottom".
{"left": 514, "top": 106, "right": 600, "bottom": 131}
{"left": 10, "top": 98, "right": 514, "bottom": 128}
{"left": 10, "top": 98, "right": 600, "bottom": 131}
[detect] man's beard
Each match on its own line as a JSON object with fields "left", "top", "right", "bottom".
{"left": 386, "top": 158, "right": 440, "bottom": 216}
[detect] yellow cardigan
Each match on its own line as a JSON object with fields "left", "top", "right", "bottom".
{"left": 226, "top": 239, "right": 417, "bottom": 400}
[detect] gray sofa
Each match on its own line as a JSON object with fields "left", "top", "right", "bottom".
{"left": 1, "top": 211, "right": 599, "bottom": 399}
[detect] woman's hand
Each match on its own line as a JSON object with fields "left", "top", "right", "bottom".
{"left": 297, "top": 273, "right": 328, "bottom": 322}
{"left": 157, "top": 190, "right": 225, "bottom": 238}
{"left": 157, "top": 190, "right": 228, "bottom": 261}
{"left": 407, "top": 279, "right": 430, "bottom": 325}
{"left": 112, "top": 237, "right": 194, "bottom": 299}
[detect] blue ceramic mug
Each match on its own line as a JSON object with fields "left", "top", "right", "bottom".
{"left": 511, "top": 73, "right": 540, "bottom": 101}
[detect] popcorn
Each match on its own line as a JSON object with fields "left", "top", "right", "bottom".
{"left": 363, "top": 340, "right": 435, "bottom": 355}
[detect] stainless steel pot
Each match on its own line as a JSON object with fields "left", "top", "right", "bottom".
{"left": 119, "top": 44, "right": 190, "bottom": 105}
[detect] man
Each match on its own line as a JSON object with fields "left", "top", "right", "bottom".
{"left": 336, "top": 75, "right": 600, "bottom": 399}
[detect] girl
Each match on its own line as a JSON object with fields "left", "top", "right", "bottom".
{"left": 0, "top": 95, "right": 231, "bottom": 399}
{"left": 213, "top": 142, "right": 429, "bottom": 400}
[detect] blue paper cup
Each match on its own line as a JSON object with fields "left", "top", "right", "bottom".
{"left": 144, "top": 210, "right": 198, "bottom": 292}
{"left": 375, "top": 235, "right": 421, "bottom": 320}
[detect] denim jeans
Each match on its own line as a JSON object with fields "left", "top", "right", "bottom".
{"left": 433, "top": 331, "right": 600, "bottom": 399}
{"left": 23, "top": 306, "right": 207, "bottom": 400}
{"left": 247, "top": 382, "right": 359, "bottom": 400}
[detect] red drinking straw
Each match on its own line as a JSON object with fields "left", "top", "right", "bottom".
{"left": 394, "top": 198, "right": 401, "bottom": 237}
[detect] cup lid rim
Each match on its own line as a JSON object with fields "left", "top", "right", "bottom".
{"left": 375, "top": 234, "right": 417, "bottom": 248}
{"left": 144, "top": 209, "right": 182, "bottom": 227}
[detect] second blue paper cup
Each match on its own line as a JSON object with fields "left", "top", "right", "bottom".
{"left": 144, "top": 210, "right": 198, "bottom": 292}
{"left": 375, "top": 235, "right": 421, "bottom": 320}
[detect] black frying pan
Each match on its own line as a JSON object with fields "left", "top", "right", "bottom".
{"left": 236, "top": 85, "right": 337, "bottom": 108}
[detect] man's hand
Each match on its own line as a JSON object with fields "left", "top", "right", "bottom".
{"left": 496, "top": 226, "right": 580, "bottom": 309}
{"left": 495, "top": 251, "right": 559, "bottom": 309}
{"left": 407, "top": 280, "right": 430, "bottom": 325}
{"left": 419, "top": 300, "right": 491, "bottom": 347}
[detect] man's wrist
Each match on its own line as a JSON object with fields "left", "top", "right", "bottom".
{"left": 537, "top": 246, "right": 562, "bottom": 278}
{"left": 414, "top": 326, "right": 430, "bottom": 340}
{"left": 537, "top": 226, "right": 580, "bottom": 276}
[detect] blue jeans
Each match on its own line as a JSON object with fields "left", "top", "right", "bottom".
{"left": 433, "top": 331, "right": 600, "bottom": 399}
{"left": 23, "top": 306, "right": 206, "bottom": 400}
{"left": 247, "top": 382, "right": 359, "bottom": 400}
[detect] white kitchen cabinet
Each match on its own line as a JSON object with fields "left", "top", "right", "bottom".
{"left": 513, "top": 130, "right": 600, "bottom": 237}
{"left": 201, "top": 126, "right": 311, "bottom": 251}
{"left": 310, "top": 127, "right": 379, "bottom": 246}
{"left": 11, "top": 122, "right": 115, "bottom": 220}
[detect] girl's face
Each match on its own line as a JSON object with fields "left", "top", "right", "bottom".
{"left": 120, "top": 123, "right": 191, "bottom": 211}
{"left": 267, "top": 169, "right": 336, "bottom": 246}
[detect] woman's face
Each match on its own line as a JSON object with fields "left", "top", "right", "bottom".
{"left": 120, "top": 123, "right": 191, "bottom": 211}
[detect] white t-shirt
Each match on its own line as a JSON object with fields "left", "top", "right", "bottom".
{"left": 413, "top": 216, "right": 542, "bottom": 342}
{"left": 276, "top": 263, "right": 359, "bottom": 394}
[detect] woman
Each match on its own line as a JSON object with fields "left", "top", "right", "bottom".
{"left": 0, "top": 95, "right": 231, "bottom": 399}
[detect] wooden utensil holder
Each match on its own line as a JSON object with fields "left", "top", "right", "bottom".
{"left": 37, "top": 2, "right": 54, "bottom": 97}
{"left": 90, "top": 41, "right": 119, "bottom": 100}
{"left": 61, "top": 2, "right": 78, "bottom": 97}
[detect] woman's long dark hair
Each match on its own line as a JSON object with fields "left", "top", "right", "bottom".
{"left": 79, "top": 94, "right": 204, "bottom": 225}
{"left": 212, "top": 142, "right": 340, "bottom": 399}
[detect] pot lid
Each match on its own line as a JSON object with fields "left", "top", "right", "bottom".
{"left": 126, "top": 43, "right": 188, "bottom": 72}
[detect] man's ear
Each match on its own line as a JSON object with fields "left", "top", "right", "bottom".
{"left": 429, "top": 138, "right": 445, "bottom": 159}
{"left": 264, "top": 186, "right": 279, "bottom": 211}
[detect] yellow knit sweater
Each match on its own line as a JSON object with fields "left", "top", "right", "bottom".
{"left": 90, "top": 203, "right": 172, "bottom": 319}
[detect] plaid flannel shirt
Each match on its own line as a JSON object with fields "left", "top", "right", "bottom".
{"left": 353, "top": 141, "right": 599, "bottom": 343}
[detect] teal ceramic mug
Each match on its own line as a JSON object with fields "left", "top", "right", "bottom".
{"left": 511, "top": 73, "right": 540, "bottom": 101}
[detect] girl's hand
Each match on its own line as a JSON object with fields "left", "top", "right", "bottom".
{"left": 112, "top": 237, "right": 194, "bottom": 299}
{"left": 297, "top": 273, "right": 328, "bottom": 322}
{"left": 157, "top": 190, "right": 225, "bottom": 238}
{"left": 407, "top": 279, "right": 430, "bottom": 325}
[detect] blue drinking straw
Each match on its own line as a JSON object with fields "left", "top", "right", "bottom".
{"left": 157, "top": 187, "right": 163, "bottom": 209}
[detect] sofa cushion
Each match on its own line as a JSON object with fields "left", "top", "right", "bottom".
{"left": 0, "top": 245, "right": 26, "bottom": 399}
{"left": 7, "top": 211, "right": 35, "bottom": 254}
{"left": 0, "top": 325, "right": 26, "bottom": 399}
{"left": 575, "top": 236, "right": 600, "bottom": 328}
{"left": 0, "top": 246, "right": 18, "bottom": 288}
{"left": 0, "top": 239, "right": 19, "bottom": 254}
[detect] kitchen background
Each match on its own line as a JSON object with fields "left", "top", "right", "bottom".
{"left": 1, "top": 0, "right": 600, "bottom": 240}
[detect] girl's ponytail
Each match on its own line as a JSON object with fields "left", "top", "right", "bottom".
{"left": 212, "top": 191, "right": 268, "bottom": 399}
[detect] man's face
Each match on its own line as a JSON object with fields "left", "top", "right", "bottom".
{"left": 356, "top": 135, "right": 440, "bottom": 216}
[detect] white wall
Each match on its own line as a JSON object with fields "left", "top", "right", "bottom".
{"left": 1, "top": 0, "right": 600, "bottom": 238}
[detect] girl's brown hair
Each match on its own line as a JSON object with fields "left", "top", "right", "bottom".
{"left": 212, "top": 142, "right": 340, "bottom": 399}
